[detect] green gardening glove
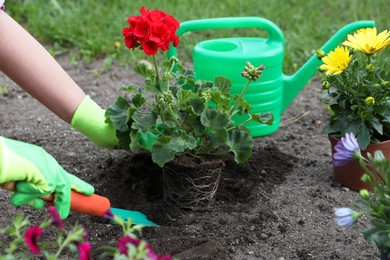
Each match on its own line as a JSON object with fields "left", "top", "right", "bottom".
{"left": 71, "top": 95, "right": 119, "bottom": 149}
{"left": 0, "top": 136, "right": 94, "bottom": 219}
{"left": 71, "top": 95, "right": 157, "bottom": 150}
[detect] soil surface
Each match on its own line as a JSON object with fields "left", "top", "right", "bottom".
{"left": 0, "top": 56, "right": 378, "bottom": 259}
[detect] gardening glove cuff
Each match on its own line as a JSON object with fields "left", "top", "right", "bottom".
{"left": 71, "top": 95, "right": 119, "bottom": 149}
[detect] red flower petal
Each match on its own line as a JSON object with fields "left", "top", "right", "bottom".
{"left": 142, "top": 41, "right": 159, "bottom": 56}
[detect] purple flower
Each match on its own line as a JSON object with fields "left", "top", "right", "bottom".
{"left": 334, "top": 208, "right": 355, "bottom": 228}
{"left": 103, "top": 209, "right": 115, "bottom": 220}
{"left": 78, "top": 242, "right": 91, "bottom": 260}
{"left": 333, "top": 133, "right": 361, "bottom": 167}
{"left": 48, "top": 206, "right": 64, "bottom": 228}
{"left": 24, "top": 226, "right": 42, "bottom": 254}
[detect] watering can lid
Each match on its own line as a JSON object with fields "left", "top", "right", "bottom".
{"left": 194, "top": 37, "right": 284, "bottom": 67}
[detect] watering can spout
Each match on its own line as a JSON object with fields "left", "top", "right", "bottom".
{"left": 281, "top": 20, "right": 375, "bottom": 112}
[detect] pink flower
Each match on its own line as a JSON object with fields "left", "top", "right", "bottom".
{"left": 48, "top": 206, "right": 64, "bottom": 228}
{"left": 78, "top": 242, "right": 91, "bottom": 260}
{"left": 24, "top": 226, "right": 42, "bottom": 254}
{"left": 117, "top": 236, "right": 157, "bottom": 258}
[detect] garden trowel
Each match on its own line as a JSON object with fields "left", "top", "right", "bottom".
{"left": 1, "top": 182, "right": 158, "bottom": 226}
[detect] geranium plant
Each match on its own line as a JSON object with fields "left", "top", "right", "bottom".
{"left": 105, "top": 6, "right": 273, "bottom": 167}
{"left": 333, "top": 133, "right": 390, "bottom": 257}
{"left": 317, "top": 28, "right": 390, "bottom": 149}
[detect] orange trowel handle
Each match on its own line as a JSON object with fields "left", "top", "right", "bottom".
{"left": 1, "top": 182, "right": 111, "bottom": 217}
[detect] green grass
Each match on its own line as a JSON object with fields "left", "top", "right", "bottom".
{"left": 7, "top": 0, "right": 389, "bottom": 74}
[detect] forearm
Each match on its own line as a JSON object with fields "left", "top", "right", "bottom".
{"left": 0, "top": 11, "right": 85, "bottom": 123}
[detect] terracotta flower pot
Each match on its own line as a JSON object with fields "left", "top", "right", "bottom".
{"left": 328, "top": 135, "right": 390, "bottom": 191}
{"left": 162, "top": 155, "right": 225, "bottom": 209}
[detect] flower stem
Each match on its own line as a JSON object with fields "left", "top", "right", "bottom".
{"left": 152, "top": 55, "right": 160, "bottom": 85}
{"left": 229, "top": 79, "right": 251, "bottom": 115}
{"left": 167, "top": 104, "right": 181, "bottom": 127}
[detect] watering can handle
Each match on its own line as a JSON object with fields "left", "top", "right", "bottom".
{"left": 167, "top": 17, "right": 284, "bottom": 58}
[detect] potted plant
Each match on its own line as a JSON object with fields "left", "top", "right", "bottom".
{"left": 105, "top": 7, "right": 273, "bottom": 209}
{"left": 316, "top": 27, "right": 390, "bottom": 190}
{"left": 333, "top": 133, "right": 390, "bottom": 259}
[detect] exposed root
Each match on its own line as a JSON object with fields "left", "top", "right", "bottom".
{"left": 163, "top": 165, "right": 222, "bottom": 209}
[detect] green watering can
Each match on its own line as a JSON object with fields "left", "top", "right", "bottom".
{"left": 167, "top": 17, "right": 375, "bottom": 137}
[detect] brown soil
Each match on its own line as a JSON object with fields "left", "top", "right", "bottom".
{"left": 0, "top": 56, "right": 378, "bottom": 259}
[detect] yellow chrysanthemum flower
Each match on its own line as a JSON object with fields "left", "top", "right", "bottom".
{"left": 342, "top": 28, "right": 390, "bottom": 55}
{"left": 319, "top": 46, "right": 352, "bottom": 75}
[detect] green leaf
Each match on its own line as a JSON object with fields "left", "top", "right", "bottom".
{"left": 370, "top": 118, "right": 383, "bottom": 135}
{"left": 214, "top": 76, "right": 231, "bottom": 96}
{"left": 151, "top": 136, "right": 176, "bottom": 167}
{"left": 171, "top": 130, "right": 197, "bottom": 153}
{"left": 209, "top": 91, "right": 230, "bottom": 108}
{"left": 117, "top": 129, "right": 131, "bottom": 150}
{"left": 186, "top": 97, "right": 205, "bottom": 115}
{"left": 174, "top": 68, "right": 196, "bottom": 81}
{"left": 132, "top": 93, "right": 146, "bottom": 108}
{"left": 322, "top": 120, "right": 341, "bottom": 135}
{"left": 105, "top": 97, "right": 132, "bottom": 132}
{"left": 133, "top": 62, "right": 154, "bottom": 78}
{"left": 233, "top": 94, "right": 252, "bottom": 114}
{"left": 226, "top": 128, "right": 253, "bottom": 164}
{"left": 129, "top": 130, "right": 140, "bottom": 153}
{"left": 131, "top": 112, "right": 156, "bottom": 133}
{"left": 345, "top": 120, "right": 361, "bottom": 135}
{"left": 183, "top": 113, "right": 204, "bottom": 135}
{"left": 357, "top": 122, "right": 370, "bottom": 150}
{"left": 200, "top": 110, "right": 230, "bottom": 131}
{"left": 119, "top": 86, "right": 136, "bottom": 92}
{"left": 362, "top": 226, "right": 381, "bottom": 246}
{"left": 250, "top": 112, "right": 274, "bottom": 125}
{"left": 199, "top": 129, "right": 229, "bottom": 154}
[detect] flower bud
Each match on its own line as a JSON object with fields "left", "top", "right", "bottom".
{"left": 381, "top": 81, "right": 390, "bottom": 88}
{"left": 364, "top": 96, "right": 375, "bottom": 106}
{"left": 322, "top": 81, "right": 331, "bottom": 89}
{"left": 360, "top": 174, "right": 371, "bottom": 183}
{"left": 366, "top": 64, "right": 376, "bottom": 73}
{"left": 241, "top": 62, "right": 264, "bottom": 82}
{"left": 316, "top": 49, "right": 326, "bottom": 60}
{"left": 359, "top": 189, "right": 370, "bottom": 200}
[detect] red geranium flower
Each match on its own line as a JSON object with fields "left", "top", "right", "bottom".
{"left": 24, "top": 226, "right": 42, "bottom": 254}
{"left": 122, "top": 6, "right": 180, "bottom": 56}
